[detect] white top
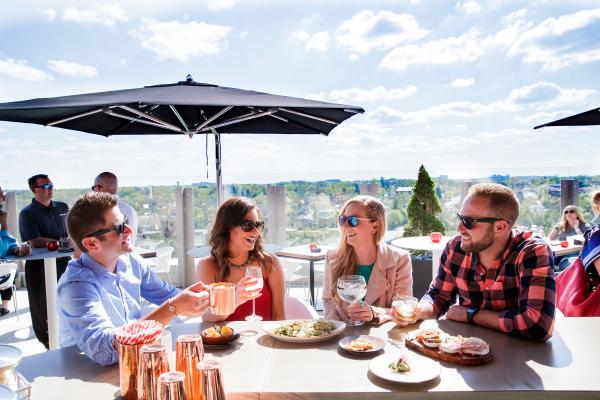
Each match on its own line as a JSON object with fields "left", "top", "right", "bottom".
{"left": 118, "top": 199, "right": 138, "bottom": 245}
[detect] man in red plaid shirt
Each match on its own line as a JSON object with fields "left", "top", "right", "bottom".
{"left": 393, "top": 183, "right": 555, "bottom": 341}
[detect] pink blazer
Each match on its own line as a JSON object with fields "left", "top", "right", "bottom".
{"left": 322, "top": 242, "right": 413, "bottom": 324}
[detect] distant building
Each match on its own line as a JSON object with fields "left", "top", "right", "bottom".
{"left": 396, "top": 187, "right": 413, "bottom": 193}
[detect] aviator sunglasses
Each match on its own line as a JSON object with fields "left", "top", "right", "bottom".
{"left": 338, "top": 215, "right": 374, "bottom": 227}
{"left": 84, "top": 216, "right": 129, "bottom": 238}
{"left": 240, "top": 220, "right": 265, "bottom": 232}
{"left": 456, "top": 211, "right": 503, "bottom": 230}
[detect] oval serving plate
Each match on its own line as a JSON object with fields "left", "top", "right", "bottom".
{"left": 339, "top": 335, "right": 385, "bottom": 354}
{"left": 262, "top": 319, "right": 346, "bottom": 343}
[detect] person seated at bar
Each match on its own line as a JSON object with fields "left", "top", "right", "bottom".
{"left": 392, "top": 183, "right": 556, "bottom": 341}
{"left": 322, "top": 195, "right": 413, "bottom": 325}
{"left": 196, "top": 197, "right": 285, "bottom": 321}
{"left": 0, "top": 185, "right": 31, "bottom": 316}
{"left": 589, "top": 191, "right": 600, "bottom": 228}
{"left": 549, "top": 205, "right": 590, "bottom": 241}
{"left": 58, "top": 193, "right": 209, "bottom": 366}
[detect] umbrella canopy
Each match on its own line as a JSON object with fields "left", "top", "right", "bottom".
{"left": 534, "top": 106, "right": 600, "bottom": 129}
{"left": 0, "top": 76, "right": 364, "bottom": 204}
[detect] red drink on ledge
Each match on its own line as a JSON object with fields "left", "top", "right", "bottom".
{"left": 430, "top": 232, "right": 442, "bottom": 243}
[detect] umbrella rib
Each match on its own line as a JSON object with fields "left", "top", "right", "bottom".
{"left": 48, "top": 107, "right": 114, "bottom": 126}
{"left": 105, "top": 110, "right": 184, "bottom": 133}
{"left": 169, "top": 105, "right": 190, "bottom": 135}
{"left": 279, "top": 108, "right": 338, "bottom": 125}
{"left": 118, "top": 105, "right": 182, "bottom": 132}
{"left": 199, "top": 109, "right": 278, "bottom": 132}
{"left": 194, "top": 106, "right": 233, "bottom": 134}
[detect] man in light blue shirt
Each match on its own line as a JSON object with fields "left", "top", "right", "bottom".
{"left": 58, "top": 192, "right": 209, "bottom": 366}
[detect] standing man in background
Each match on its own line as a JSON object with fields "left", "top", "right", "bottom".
{"left": 92, "top": 172, "right": 139, "bottom": 246}
{"left": 19, "top": 174, "right": 70, "bottom": 348}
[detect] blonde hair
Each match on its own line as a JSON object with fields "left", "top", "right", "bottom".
{"left": 560, "top": 205, "right": 586, "bottom": 232}
{"left": 328, "top": 196, "right": 386, "bottom": 302}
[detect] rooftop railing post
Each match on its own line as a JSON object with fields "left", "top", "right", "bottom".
{"left": 267, "top": 185, "right": 286, "bottom": 246}
{"left": 176, "top": 187, "right": 195, "bottom": 287}
{"left": 6, "top": 191, "right": 18, "bottom": 239}
{"left": 561, "top": 179, "right": 579, "bottom": 210}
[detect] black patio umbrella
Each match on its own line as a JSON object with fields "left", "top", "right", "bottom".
{"left": 534, "top": 106, "right": 600, "bottom": 129}
{"left": 0, "top": 75, "right": 364, "bottom": 204}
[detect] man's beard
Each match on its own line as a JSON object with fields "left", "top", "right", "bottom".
{"left": 461, "top": 225, "right": 495, "bottom": 253}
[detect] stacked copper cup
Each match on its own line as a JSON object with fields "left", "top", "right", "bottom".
{"left": 138, "top": 343, "right": 170, "bottom": 400}
{"left": 115, "top": 320, "right": 164, "bottom": 400}
{"left": 175, "top": 334, "right": 204, "bottom": 400}
{"left": 157, "top": 371, "right": 186, "bottom": 400}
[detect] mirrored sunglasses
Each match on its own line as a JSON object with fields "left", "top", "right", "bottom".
{"left": 85, "top": 215, "right": 129, "bottom": 238}
{"left": 34, "top": 183, "right": 54, "bottom": 190}
{"left": 240, "top": 220, "right": 264, "bottom": 232}
{"left": 456, "top": 211, "right": 502, "bottom": 230}
{"left": 338, "top": 215, "right": 373, "bottom": 227}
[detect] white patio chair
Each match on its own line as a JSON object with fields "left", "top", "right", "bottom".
{"left": 284, "top": 296, "right": 319, "bottom": 319}
{"left": 0, "top": 262, "right": 19, "bottom": 321}
{"left": 148, "top": 246, "right": 174, "bottom": 284}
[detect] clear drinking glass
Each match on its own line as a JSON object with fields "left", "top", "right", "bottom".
{"left": 336, "top": 275, "right": 367, "bottom": 326}
{"left": 244, "top": 265, "right": 263, "bottom": 321}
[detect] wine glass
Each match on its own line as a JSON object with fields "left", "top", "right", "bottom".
{"left": 244, "top": 265, "right": 264, "bottom": 321}
{"left": 336, "top": 275, "right": 367, "bottom": 326}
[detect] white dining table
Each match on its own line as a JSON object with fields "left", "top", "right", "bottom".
{"left": 16, "top": 316, "right": 600, "bottom": 399}
{"left": 5, "top": 247, "right": 73, "bottom": 350}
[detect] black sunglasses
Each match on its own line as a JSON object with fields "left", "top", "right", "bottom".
{"left": 240, "top": 220, "right": 264, "bottom": 232}
{"left": 456, "top": 212, "right": 503, "bottom": 230}
{"left": 85, "top": 216, "right": 129, "bottom": 238}
{"left": 34, "top": 183, "right": 54, "bottom": 190}
{"left": 338, "top": 215, "right": 374, "bottom": 227}
{"left": 564, "top": 209, "right": 576, "bottom": 214}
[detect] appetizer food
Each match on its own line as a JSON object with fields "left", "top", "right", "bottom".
{"left": 202, "top": 325, "right": 234, "bottom": 338}
{"left": 388, "top": 354, "right": 411, "bottom": 372}
{"left": 346, "top": 338, "right": 374, "bottom": 352}
{"left": 272, "top": 320, "right": 336, "bottom": 338}
{"left": 416, "top": 328, "right": 442, "bottom": 348}
{"left": 439, "top": 335, "right": 463, "bottom": 354}
{"left": 406, "top": 328, "right": 492, "bottom": 366}
{"left": 461, "top": 337, "right": 490, "bottom": 356}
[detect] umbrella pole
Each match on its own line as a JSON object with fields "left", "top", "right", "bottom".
{"left": 213, "top": 129, "right": 224, "bottom": 206}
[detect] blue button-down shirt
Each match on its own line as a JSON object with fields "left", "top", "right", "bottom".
{"left": 58, "top": 252, "right": 179, "bottom": 366}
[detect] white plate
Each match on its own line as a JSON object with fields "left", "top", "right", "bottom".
{"left": 262, "top": 319, "right": 346, "bottom": 343}
{"left": 339, "top": 335, "right": 385, "bottom": 353}
{"left": 369, "top": 352, "right": 440, "bottom": 384}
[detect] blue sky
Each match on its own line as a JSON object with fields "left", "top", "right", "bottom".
{"left": 1, "top": 0, "right": 600, "bottom": 189}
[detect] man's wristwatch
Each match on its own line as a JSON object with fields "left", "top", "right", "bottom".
{"left": 168, "top": 298, "right": 177, "bottom": 316}
{"left": 466, "top": 306, "right": 479, "bottom": 323}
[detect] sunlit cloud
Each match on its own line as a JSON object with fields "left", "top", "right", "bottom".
{"left": 0, "top": 59, "right": 52, "bottom": 81}
{"left": 450, "top": 78, "right": 475, "bottom": 88}
{"left": 39, "top": 9, "right": 56, "bottom": 21}
{"left": 48, "top": 60, "right": 98, "bottom": 78}
{"left": 130, "top": 19, "right": 233, "bottom": 61}
{"left": 207, "top": 0, "right": 235, "bottom": 11}
{"left": 309, "top": 85, "right": 417, "bottom": 103}
{"left": 62, "top": 3, "right": 129, "bottom": 26}
{"left": 455, "top": 1, "right": 481, "bottom": 15}
{"left": 305, "top": 31, "right": 330, "bottom": 51}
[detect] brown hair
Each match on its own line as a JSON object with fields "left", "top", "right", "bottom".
{"left": 591, "top": 190, "right": 600, "bottom": 207}
{"left": 208, "top": 196, "right": 270, "bottom": 280}
{"left": 468, "top": 183, "right": 519, "bottom": 226}
{"left": 560, "top": 205, "right": 586, "bottom": 232}
{"left": 328, "top": 196, "right": 386, "bottom": 303}
{"left": 68, "top": 192, "right": 117, "bottom": 253}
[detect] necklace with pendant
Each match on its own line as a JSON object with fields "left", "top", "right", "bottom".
{"left": 225, "top": 255, "right": 254, "bottom": 270}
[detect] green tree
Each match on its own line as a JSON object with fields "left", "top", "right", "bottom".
{"left": 403, "top": 165, "right": 446, "bottom": 236}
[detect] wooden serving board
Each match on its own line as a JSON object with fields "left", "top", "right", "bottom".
{"left": 405, "top": 337, "right": 493, "bottom": 366}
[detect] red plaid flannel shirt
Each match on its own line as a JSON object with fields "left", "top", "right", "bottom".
{"left": 425, "top": 230, "right": 556, "bottom": 341}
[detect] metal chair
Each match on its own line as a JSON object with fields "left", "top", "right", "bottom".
{"left": 0, "top": 262, "right": 19, "bottom": 321}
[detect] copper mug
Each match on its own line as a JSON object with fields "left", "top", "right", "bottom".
{"left": 158, "top": 371, "right": 186, "bottom": 400}
{"left": 175, "top": 334, "right": 204, "bottom": 400}
{"left": 197, "top": 359, "right": 227, "bottom": 400}
{"left": 137, "top": 343, "right": 170, "bottom": 400}
{"left": 209, "top": 283, "right": 236, "bottom": 316}
{"left": 118, "top": 339, "right": 159, "bottom": 400}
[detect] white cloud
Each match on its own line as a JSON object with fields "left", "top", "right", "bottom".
{"left": 290, "top": 30, "right": 310, "bottom": 42}
{"left": 508, "top": 81, "right": 596, "bottom": 110}
{"left": 503, "top": 8, "right": 600, "bottom": 71}
{"left": 455, "top": 1, "right": 481, "bottom": 15}
{"left": 130, "top": 19, "right": 233, "bottom": 61}
{"left": 313, "top": 85, "right": 418, "bottom": 103}
{"left": 62, "top": 3, "right": 129, "bottom": 26}
{"left": 381, "top": 28, "right": 483, "bottom": 71}
{"left": 39, "top": 9, "right": 56, "bottom": 21}
{"left": 47, "top": 60, "right": 98, "bottom": 78}
{"left": 451, "top": 78, "right": 475, "bottom": 88}
{"left": 0, "top": 59, "right": 52, "bottom": 81}
{"left": 207, "top": 0, "right": 235, "bottom": 11}
{"left": 305, "top": 31, "right": 330, "bottom": 51}
{"left": 335, "top": 11, "right": 430, "bottom": 57}
{"left": 240, "top": 31, "right": 248, "bottom": 39}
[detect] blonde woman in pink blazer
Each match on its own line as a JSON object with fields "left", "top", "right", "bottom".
{"left": 322, "top": 196, "right": 413, "bottom": 325}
